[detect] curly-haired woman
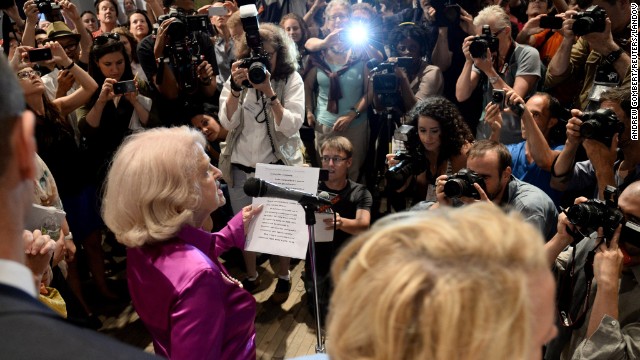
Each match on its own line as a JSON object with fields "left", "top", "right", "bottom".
{"left": 388, "top": 96, "right": 474, "bottom": 203}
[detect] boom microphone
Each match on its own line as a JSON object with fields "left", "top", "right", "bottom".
{"left": 243, "top": 177, "right": 332, "bottom": 206}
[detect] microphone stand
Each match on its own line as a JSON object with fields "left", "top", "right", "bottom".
{"left": 300, "top": 201, "right": 325, "bottom": 353}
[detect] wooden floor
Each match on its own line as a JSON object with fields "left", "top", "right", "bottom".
{"left": 96, "top": 253, "right": 323, "bottom": 359}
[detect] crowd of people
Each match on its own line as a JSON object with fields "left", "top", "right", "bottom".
{"left": 0, "top": 0, "right": 636, "bottom": 358}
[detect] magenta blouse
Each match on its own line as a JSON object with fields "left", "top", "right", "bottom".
{"left": 127, "top": 212, "right": 256, "bottom": 360}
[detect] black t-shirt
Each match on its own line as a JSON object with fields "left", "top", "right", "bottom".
{"left": 137, "top": 31, "right": 219, "bottom": 126}
{"left": 307, "top": 180, "right": 372, "bottom": 277}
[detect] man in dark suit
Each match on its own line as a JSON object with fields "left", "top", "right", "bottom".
{"left": 0, "top": 55, "right": 156, "bottom": 359}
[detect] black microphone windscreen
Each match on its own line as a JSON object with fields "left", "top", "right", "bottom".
{"left": 243, "top": 177, "right": 263, "bottom": 197}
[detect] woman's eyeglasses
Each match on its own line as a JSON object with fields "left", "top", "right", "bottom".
{"left": 93, "top": 32, "right": 121, "bottom": 46}
{"left": 17, "top": 69, "right": 41, "bottom": 80}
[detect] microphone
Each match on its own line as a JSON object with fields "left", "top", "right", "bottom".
{"left": 243, "top": 177, "right": 332, "bottom": 206}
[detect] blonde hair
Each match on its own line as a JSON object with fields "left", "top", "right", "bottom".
{"left": 327, "top": 203, "right": 548, "bottom": 360}
{"left": 320, "top": 136, "right": 353, "bottom": 158}
{"left": 473, "top": 5, "right": 511, "bottom": 30}
{"left": 102, "top": 126, "right": 207, "bottom": 247}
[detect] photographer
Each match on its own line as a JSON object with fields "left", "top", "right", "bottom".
{"left": 455, "top": 5, "right": 542, "bottom": 145}
{"left": 383, "top": 23, "right": 443, "bottom": 113}
{"left": 435, "top": 140, "right": 558, "bottom": 240}
{"left": 543, "top": 181, "right": 640, "bottom": 359}
{"left": 219, "top": 22, "right": 304, "bottom": 303}
{"left": 546, "top": 0, "right": 630, "bottom": 111}
{"left": 137, "top": 0, "right": 218, "bottom": 126}
{"left": 486, "top": 89, "right": 566, "bottom": 205}
{"left": 550, "top": 85, "right": 638, "bottom": 200}
{"left": 387, "top": 97, "right": 473, "bottom": 204}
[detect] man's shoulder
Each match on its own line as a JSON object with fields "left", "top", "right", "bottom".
{"left": 0, "top": 286, "right": 155, "bottom": 359}
{"left": 508, "top": 177, "right": 555, "bottom": 208}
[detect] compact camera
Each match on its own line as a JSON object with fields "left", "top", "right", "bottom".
{"left": 571, "top": 5, "right": 607, "bottom": 36}
{"left": 35, "top": 0, "right": 64, "bottom": 22}
{"left": 469, "top": 25, "right": 499, "bottom": 59}
{"left": 579, "top": 108, "right": 624, "bottom": 147}
{"left": 444, "top": 169, "right": 487, "bottom": 199}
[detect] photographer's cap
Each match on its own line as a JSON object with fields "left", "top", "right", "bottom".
{"left": 46, "top": 22, "right": 81, "bottom": 42}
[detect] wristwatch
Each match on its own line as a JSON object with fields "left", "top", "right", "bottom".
{"left": 488, "top": 75, "right": 500, "bottom": 84}
{"left": 603, "top": 48, "right": 624, "bottom": 65}
{"left": 350, "top": 107, "right": 361, "bottom": 119}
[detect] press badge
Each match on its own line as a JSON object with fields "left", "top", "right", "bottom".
{"left": 243, "top": 99, "right": 262, "bottom": 118}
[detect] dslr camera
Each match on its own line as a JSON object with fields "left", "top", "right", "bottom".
{"left": 157, "top": 9, "right": 214, "bottom": 93}
{"left": 35, "top": 0, "right": 64, "bottom": 22}
{"left": 444, "top": 169, "right": 487, "bottom": 199}
{"left": 469, "top": 25, "right": 499, "bottom": 59}
{"left": 579, "top": 108, "right": 624, "bottom": 146}
{"left": 370, "top": 57, "right": 412, "bottom": 109}
{"left": 386, "top": 125, "right": 427, "bottom": 191}
{"left": 571, "top": 5, "right": 607, "bottom": 36}
{"left": 237, "top": 1, "right": 270, "bottom": 87}
{"left": 565, "top": 186, "right": 623, "bottom": 241}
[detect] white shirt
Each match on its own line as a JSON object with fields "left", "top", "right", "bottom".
{"left": 0, "top": 259, "right": 37, "bottom": 297}
{"left": 219, "top": 71, "right": 305, "bottom": 167}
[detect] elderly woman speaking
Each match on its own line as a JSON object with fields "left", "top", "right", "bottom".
{"left": 102, "top": 126, "right": 260, "bottom": 360}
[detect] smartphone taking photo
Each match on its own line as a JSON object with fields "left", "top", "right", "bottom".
{"left": 208, "top": 6, "right": 229, "bottom": 17}
{"left": 539, "top": 15, "right": 563, "bottom": 29}
{"left": 28, "top": 48, "right": 53, "bottom": 62}
{"left": 113, "top": 80, "right": 136, "bottom": 95}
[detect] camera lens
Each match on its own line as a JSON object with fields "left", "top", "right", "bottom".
{"left": 572, "top": 16, "right": 594, "bottom": 36}
{"left": 579, "top": 119, "right": 600, "bottom": 139}
{"left": 443, "top": 178, "right": 468, "bottom": 198}
{"left": 386, "top": 161, "right": 414, "bottom": 191}
{"left": 248, "top": 61, "right": 267, "bottom": 84}
{"left": 566, "top": 203, "right": 602, "bottom": 227}
{"left": 469, "top": 40, "right": 488, "bottom": 58}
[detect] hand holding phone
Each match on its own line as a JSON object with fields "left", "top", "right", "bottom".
{"left": 28, "top": 48, "right": 53, "bottom": 62}
{"left": 539, "top": 15, "right": 563, "bottom": 29}
{"left": 113, "top": 80, "right": 136, "bottom": 95}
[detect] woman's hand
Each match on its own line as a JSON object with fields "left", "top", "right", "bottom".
{"left": 242, "top": 204, "right": 264, "bottom": 235}
{"left": 57, "top": 70, "right": 75, "bottom": 96}
{"left": 473, "top": 48, "right": 495, "bottom": 75}
{"left": 306, "top": 111, "right": 316, "bottom": 128}
{"left": 230, "top": 60, "right": 249, "bottom": 89}
{"left": 332, "top": 113, "right": 354, "bottom": 132}
{"left": 59, "top": 0, "right": 80, "bottom": 22}
{"left": 197, "top": 61, "right": 214, "bottom": 85}
{"left": 98, "top": 78, "right": 118, "bottom": 104}
{"left": 10, "top": 46, "right": 31, "bottom": 70}
{"left": 461, "top": 35, "right": 475, "bottom": 62}
{"left": 484, "top": 101, "right": 503, "bottom": 135}
{"left": 23, "top": 0, "right": 39, "bottom": 22}
{"left": 248, "top": 70, "right": 273, "bottom": 95}
{"left": 46, "top": 41, "right": 73, "bottom": 69}
{"left": 154, "top": 17, "right": 177, "bottom": 59}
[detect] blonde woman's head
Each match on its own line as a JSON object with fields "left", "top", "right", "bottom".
{"left": 102, "top": 126, "right": 211, "bottom": 247}
{"left": 327, "top": 203, "right": 557, "bottom": 360}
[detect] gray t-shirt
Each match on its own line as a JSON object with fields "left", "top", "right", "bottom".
{"left": 474, "top": 43, "right": 542, "bottom": 145}
{"left": 503, "top": 175, "right": 558, "bottom": 241}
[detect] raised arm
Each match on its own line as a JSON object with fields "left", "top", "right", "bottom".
{"left": 59, "top": 0, "right": 92, "bottom": 64}
{"left": 48, "top": 42, "right": 98, "bottom": 117}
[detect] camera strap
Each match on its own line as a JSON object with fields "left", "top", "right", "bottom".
{"left": 497, "top": 42, "right": 516, "bottom": 76}
{"left": 557, "top": 241, "right": 596, "bottom": 329}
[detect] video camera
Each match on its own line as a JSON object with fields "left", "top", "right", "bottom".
{"left": 386, "top": 125, "right": 427, "bottom": 191}
{"left": 157, "top": 9, "right": 214, "bottom": 93}
{"left": 35, "top": 0, "right": 64, "bottom": 23}
{"left": 443, "top": 169, "right": 487, "bottom": 199}
{"left": 237, "top": 1, "right": 270, "bottom": 87}
{"left": 565, "top": 186, "right": 623, "bottom": 242}
{"left": 469, "top": 25, "right": 499, "bottom": 59}
{"left": 571, "top": 5, "right": 607, "bottom": 36}
{"left": 579, "top": 108, "right": 623, "bottom": 147}
{"left": 370, "top": 57, "right": 412, "bottom": 109}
